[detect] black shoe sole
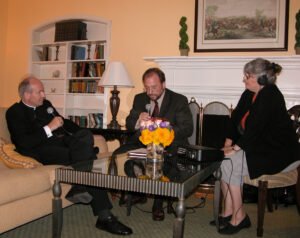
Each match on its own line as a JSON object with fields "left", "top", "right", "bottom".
{"left": 218, "top": 215, "right": 251, "bottom": 235}
{"left": 66, "top": 191, "right": 93, "bottom": 204}
{"left": 209, "top": 215, "right": 232, "bottom": 226}
{"left": 96, "top": 217, "right": 133, "bottom": 235}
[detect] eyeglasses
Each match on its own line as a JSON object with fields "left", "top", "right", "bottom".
{"left": 144, "top": 85, "right": 159, "bottom": 93}
{"left": 243, "top": 74, "right": 254, "bottom": 81}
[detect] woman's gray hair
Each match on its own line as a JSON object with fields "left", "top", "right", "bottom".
{"left": 243, "top": 58, "right": 282, "bottom": 85}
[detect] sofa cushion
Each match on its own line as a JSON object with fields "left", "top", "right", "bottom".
{"left": 0, "top": 107, "right": 11, "bottom": 143}
{"left": 0, "top": 138, "right": 42, "bottom": 169}
{"left": 0, "top": 165, "right": 57, "bottom": 205}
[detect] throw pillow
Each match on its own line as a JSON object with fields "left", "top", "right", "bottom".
{"left": 0, "top": 137, "right": 42, "bottom": 169}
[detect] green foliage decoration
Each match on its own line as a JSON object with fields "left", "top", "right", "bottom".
{"left": 179, "top": 16, "right": 189, "bottom": 50}
{"left": 295, "top": 10, "right": 300, "bottom": 48}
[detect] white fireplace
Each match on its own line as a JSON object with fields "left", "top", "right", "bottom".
{"left": 144, "top": 56, "right": 300, "bottom": 109}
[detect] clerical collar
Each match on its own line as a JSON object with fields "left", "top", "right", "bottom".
{"left": 22, "top": 101, "right": 36, "bottom": 110}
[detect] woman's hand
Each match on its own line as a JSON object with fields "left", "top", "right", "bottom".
{"left": 222, "top": 145, "right": 235, "bottom": 156}
{"left": 222, "top": 144, "right": 241, "bottom": 156}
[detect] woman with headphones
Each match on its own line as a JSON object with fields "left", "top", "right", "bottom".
{"left": 213, "top": 58, "right": 300, "bottom": 235}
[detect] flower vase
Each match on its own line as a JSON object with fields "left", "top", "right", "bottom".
{"left": 146, "top": 143, "right": 164, "bottom": 180}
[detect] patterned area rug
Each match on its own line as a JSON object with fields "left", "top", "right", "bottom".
{"left": 1, "top": 193, "right": 299, "bottom": 238}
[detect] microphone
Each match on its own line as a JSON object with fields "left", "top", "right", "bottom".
{"left": 145, "top": 104, "right": 151, "bottom": 115}
{"left": 46, "top": 107, "right": 56, "bottom": 117}
{"left": 47, "top": 107, "right": 73, "bottom": 136}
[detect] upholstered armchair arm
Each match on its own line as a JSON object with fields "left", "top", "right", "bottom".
{"left": 93, "top": 134, "right": 112, "bottom": 158}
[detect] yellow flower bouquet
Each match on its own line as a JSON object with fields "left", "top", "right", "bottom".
{"left": 139, "top": 118, "right": 174, "bottom": 179}
{"left": 139, "top": 118, "right": 175, "bottom": 147}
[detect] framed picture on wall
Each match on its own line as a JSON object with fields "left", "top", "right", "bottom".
{"left": 194, "top": 0, "right": 289, "bottom": 52}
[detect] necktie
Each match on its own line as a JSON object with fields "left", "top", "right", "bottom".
{"left": 152, "top": 100, "right": 159, "bottom": 117}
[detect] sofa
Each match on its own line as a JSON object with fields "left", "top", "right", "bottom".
{"left": 0, "top": 107, "right": 109, "bottom": 234}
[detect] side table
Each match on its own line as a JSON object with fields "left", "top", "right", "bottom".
{"left": 88, "top": 128, "right": 134, "bottom": 145}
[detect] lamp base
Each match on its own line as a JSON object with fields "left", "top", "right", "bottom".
{"left": 107, "top": 120, "right": 121, "bottom": 130}
{"left": 107, "top": 86, "right": 121, "bottom": 130}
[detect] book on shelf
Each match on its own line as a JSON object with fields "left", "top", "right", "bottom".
{"left": 37, "top": 46, "right": 51, "bottom": 61}
{"left": 68, "top": 113, "right": 103, "bottom": 128}
{"left": 69, "top": 79, "right": 97, "bottom": 93}
{"left": 93, "top": 113, "right": 102, "bottom": 127}
{"left": 68, "top": 115, "right": 88, "bottom": 127}
{"left": 128, "top": 148, "right": 147, "bottom": 159}
{"left": 88, "top": 62, "right": 97, "bottom": 77}
{"left": 94, "top": 44, "right": 104, "bottom": 59}
{"left": 88, "top": 113, "right": 96, "bottom": 128}
{"left": 71, "top": 45, "right": 86, "bottom": 60}
{"left": 97, "top": 85, "right": 104, "bottom": 94}
{"left": 71, "top": 61, "right": 105, "bottom": 78}
{"left": 71, "top": 63, "right": 78, "bottom": 77}
{"left": 80, "top": 62, "right": 87, "bottom": 77}
{"left": 88, "top": 113, "right": 103, "bottom": 128}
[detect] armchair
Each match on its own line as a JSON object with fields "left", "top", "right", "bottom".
{"left": 242, "top": 104, "right": 300, "bottom": 237}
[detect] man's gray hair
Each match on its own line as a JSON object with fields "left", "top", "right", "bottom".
{"left": 18, "top": 75, "right": 36, "bottom": 98}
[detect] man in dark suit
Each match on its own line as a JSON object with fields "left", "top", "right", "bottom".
{"left": 6, "top": 76, "right": 132, "bottom": 236}
{"left": 114, "top": 68, "right": 193, "bottom": 221}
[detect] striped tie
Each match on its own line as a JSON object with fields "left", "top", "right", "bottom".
{"left": 152, "top": 100, "right": 159, "bottom": 117}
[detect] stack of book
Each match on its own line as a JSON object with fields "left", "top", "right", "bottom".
{"left": 71, "top": 62, "right": 105, "bottom": 78}
{"left": 68, "top": 113, "right": 103, "bottom": 128}
{"left": 68, "top": 79, "right": 98, "bottom": 93}
{"left": 128, "top": 148, "right": 147, "bottom": 159}
{"left": 88, "top": 113, "right": 103, "bottom": 128}
{"left": 68, "top": 115, "right": 88, "bottom": 127}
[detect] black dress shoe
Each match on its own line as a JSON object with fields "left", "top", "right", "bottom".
{"left": 65, "top": 185, "right": 93, "bottom": 204}
{"left": 152, "top": 208, "right": 165, "bottom": 221}
{"left": 96, "top": 215, "right": 133, "bottom": 235}
{"left": 219, "top": 214, "right": 251, "bottom": 235}
{"left": 167, "top": 202, "right": 175, "bottom": 214}
{"left": 119, "top": 195, "right": 147, "bottom": 207}
{"left": 209, "top": 215, "right": 232, "bottom": 226}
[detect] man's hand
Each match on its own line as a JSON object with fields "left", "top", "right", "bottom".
{"left": 138, "top": 112, "right": 151, "bottom": 127}
{"left": 139, "top": 112, "right": 151, "bottom": 121}
{"left": 47, "top": 116, "right": 64, "bottom": 131}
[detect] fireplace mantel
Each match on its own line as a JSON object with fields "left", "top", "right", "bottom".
{"left": 144, "top": 56, "right": 300, "bottom": 108}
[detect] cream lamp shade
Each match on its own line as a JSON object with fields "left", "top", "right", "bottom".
{"left": 98, "top": 61, "right": 133, "bottom": 87}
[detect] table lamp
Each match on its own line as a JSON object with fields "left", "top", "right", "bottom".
{"left": 98, "top": 61, "right": 133, "bottom": 129}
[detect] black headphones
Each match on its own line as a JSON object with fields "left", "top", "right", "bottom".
{"left": 257, "top": 74, "right": 268, "bottom": 85}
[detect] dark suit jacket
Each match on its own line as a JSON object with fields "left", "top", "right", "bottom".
{"left": 227, "top": 85, "right": 300, "bottom": 179}
{"left": 6, "top": 100, "right": 79, "bottom": 161}
{"left": 125, "top": 89, "right": 193, "bottom": 153}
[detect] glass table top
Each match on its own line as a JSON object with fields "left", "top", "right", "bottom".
{"left": 63, "top": 152, "right": 221, "bottom": 184}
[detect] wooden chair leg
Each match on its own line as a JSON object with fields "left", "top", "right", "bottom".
{"left": 266, "top": 189, "right": 274, "bottom": 212}
{"left": 296, "top": 166, "right": 300, "bottom": 214}
{"left": 257, "top": 180, "right": 268, "bottom": 237}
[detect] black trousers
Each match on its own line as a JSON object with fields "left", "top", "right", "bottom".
{"left": 30, "top": 129, "right": 113, "bottom": 216}
{"left": 123, "top": 154, "right": 180, "bottom": 210}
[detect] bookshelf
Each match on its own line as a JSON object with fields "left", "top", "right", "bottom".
{"left": 31, "top": 18, "right": 111, "bottom": 128}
